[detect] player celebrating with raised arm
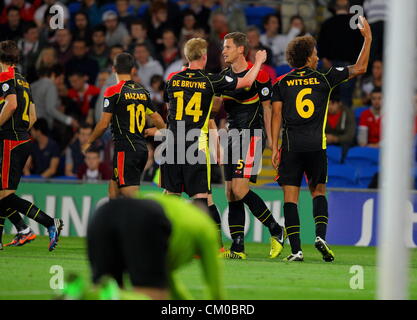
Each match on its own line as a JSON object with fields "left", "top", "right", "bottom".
{"left": 271, "top": 16, "right": 372, "bottom": 261}
{"left": 216, "top": 32, "right": 285, "bottom": 260}
{"left": 82, "top": 52, "right": 166, "bottom": 198}
{"left": 0, "top": 40, "right": 63, "bottom": 251}
{"left": 161, "top": 38, "right": 267, "bottom": 218}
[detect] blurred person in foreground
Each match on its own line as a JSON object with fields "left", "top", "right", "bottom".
{"left": 60, "top": 194, "right": 224, "bottom": 300}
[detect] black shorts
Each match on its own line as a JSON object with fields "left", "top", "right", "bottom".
{"left": 0, "top": 139, "right": 31, "bottom": 190}
{"left": 87, "top": 198, "right": 172, "bottom": 288}
{"left": 224, "top": 130, "right": 265, "bottom": 183}
{"left": 277, "top": 149, "right": 328, "bottom": 187}
{"left": 112, "top": 149, "right": 148, "bottom": 187}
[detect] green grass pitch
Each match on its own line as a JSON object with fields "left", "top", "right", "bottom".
{"left": 0, "top": 235, "right": 416, "bottom": 300}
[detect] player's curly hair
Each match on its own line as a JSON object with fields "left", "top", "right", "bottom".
{"left": 286, "top": 36, "right": 316, "bottom": 68}
{"left": 0, "top": 40, "right": 19, "bottom": 65}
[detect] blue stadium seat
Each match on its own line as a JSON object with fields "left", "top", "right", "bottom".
{"left": 275, "top": 65, "right": 292, "bottom": 77}
{"left": 137, "top": 4, "right": 149, "bottom": 17}
{"left": 68, "top": 2, "right": 81, "bottom": 15}
{"left": 357, "top": 166, "right": 379, "bottom": 188}
{"left": 244, "top": 6, "right": 276, "bottom": 29}
{"left": 326, "top": 145, "right": 342, "bottom": 164}
{"left": 354, "top": 106, "right": 370, "bottom": 124}
{"left": 344, "top": 146, "right": 380, "bottom": 168}
{"left": 101, "top": 3, "right": 117, "bottom": 13}
{"left": 327, "top": 164, "right": 358, "bottom": 188}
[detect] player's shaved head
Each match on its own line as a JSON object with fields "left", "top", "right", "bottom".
{"left": 114, "top": 52, "right": 136, "bottom": 74}
{"left": 0, "top": 40, "right": 19, "bottom": 65}
{"left": 184, "top": 38, "right": 207, "bottom": 62}
{"left": 286, "top": 36, "right": 316, "bottom": 68}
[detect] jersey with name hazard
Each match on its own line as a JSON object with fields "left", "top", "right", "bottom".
{"left": 103, "top": 80, "right": 155, "bottom": 151}
{"left": 164, "top": 68, "right": 238, "bottom": 147}
{"left": 272, "top": 66, "right": 349, "bottom": 152}
{"left": 220, "top": 63, "right": 272, "bottom": 130}
{"left": 0, "top": 66, "right": 32, "bottom": 140}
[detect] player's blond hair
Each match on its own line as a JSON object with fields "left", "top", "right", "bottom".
{"left": 184, "top": 38, "right": 207, "bottom": 62}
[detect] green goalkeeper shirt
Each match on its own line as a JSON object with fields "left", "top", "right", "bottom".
{"left": 138, "top": 192, "right": 225, "bottom": 300}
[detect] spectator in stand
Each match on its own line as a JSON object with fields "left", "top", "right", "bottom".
{"left": 159, "top": 29, "right": 180, "bottom": 69}
{"left": 0, "top": 6, "right": 26, "bottom": 42}
{"left": 115, "top": 0, "right": 135, "bottom": 28}
{"left": 325, "top": 91, "right": 356, "bottom": 160}
{"left": 127, "top": 20, "right": 155, "bottom": 56}
{"left": 361, "top": 59, "right": 383, "bottom": 105}
{"left": 54, "top": 28, "right": 73, "bottom": 66}
{"left": 35, "top": 46, "right": 58, "bottom": 75}
{"left": 149, "top": 74, "right": 165, "bottom": 105}
{"left": 34, "top": 0, "right": 69, "bottom": 27}
{"left": 103, "top": 10, "right": 130, "bottom": 48}
{"left": 104, "top": 44, "right": 124, "bottom": 73}
{"left": 260, "top": 13, "right": 301, "bottom": 68}
{"left": 65, "top": 124, "right": 93, "bottom": 177}
{"left": 66, "top": 38, "right": 99, "bottom": 84}
{"left": 363, "top": 0, "right": 386, "bottom": 65}
{"left": 72, "top": 11, "right": 92, "bottom": 45}
{"left": 209, "top": 12, "right": 229, "bottom": 43}
{"left": 0, "top": 0, "right": 37, "bottom": 24}
{"left": 67, "top": 71, "right": 100, "bottom": 125}
{"left": 80, "top": 0, "right": 102, "bottom": 27}
{"left": 317, "top": 0, "right": 363, "bottom": 107}
{"left": 358, "top": 87, "right": 383, "bottom": 148}
{"left": 246, "top": 25, "right": 276, "bottom": 80}
{"left": 24, "top": 119, "right": 61, "bottom": 178}
{"left": 288, "top": 15, "right": 310, "bottom": 37}
{"left": 31, "top": 67, "right": 78, "bottom": 147}
{"left": 145, "top": 1, "right": 169, "bottom": 51}
{"left": 17, "top": 21, "right": 44, "bottom": 82}
{"left": 188, "top": 0, "right": 211, "bottom": 32}
{"left": 95, "top": 70, "right": 110, "bottom": 90}
{"left": 144, "top": 0, "right": 181, "bottom": 35}
{"left": 179, "top": 9, "right": 197, "bottom": 46}
{"left": 90, "top": 25, "right": 109, "bottom": 71}
{"left": 133, "top": 43, "right": 164, "bottom": 90}
{"left": 210, "top": 0, "right": 247, "bottom": 33}
{"left": 77, "top": 149, "right": 112, "bottom": 182}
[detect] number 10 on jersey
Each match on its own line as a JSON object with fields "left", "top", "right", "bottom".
{"left": 127, "top": 103, "right": 146, "bottom": 133}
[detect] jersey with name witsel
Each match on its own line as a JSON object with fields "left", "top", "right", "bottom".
{"left": 164, "top": 68, "right": 238, "bottom": 147}
{"left": 220, "top": 63, "right": 272, "bottom": 129}
{"left": 272, "top": 66, "right": 349, "bottom": 152}
{"left": 0, "top": 66, "right": 32, "bottom": 140}
{"left": 103, "top": 80, "right": 156, "bottom": 151}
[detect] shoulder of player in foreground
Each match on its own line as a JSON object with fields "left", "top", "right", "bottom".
{"left": 103, "top": 81, "right": 125, "bottom": 98}
{"left": 256, "top": 68, "right": 270, "bottom": 83}
{"left": 166, "top": 69, "right": 186, "bottom": 81}
{"left": 0, "top": 66, "right": 15, "bottom": 82}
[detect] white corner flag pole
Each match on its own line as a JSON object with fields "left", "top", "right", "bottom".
{"left": 377, "top": 0, "right": 417, "bottom": 300}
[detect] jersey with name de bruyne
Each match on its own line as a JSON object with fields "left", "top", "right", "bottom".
{"left": 103, "top": 80, "right": 156, "bottom": 151}
{"left": 272, "top": 66, "right": 349, "bottom": 152}
{"left": 164, "top": 68, "right": 238, "bottom": 145}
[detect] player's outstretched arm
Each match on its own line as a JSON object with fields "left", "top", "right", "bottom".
{"left": 0, "top": 93, "right": 17, "bottom": 127}
{"left": 271, "top": 101, "right": 283, "bottom": 169}
{"left": 348, "top": 16, "right": 372, "bottom": 80}
{"left": 82, "top": 112, "right": 112, "bottom": 154}
{"left": 236, "top": 50, "right": 267, "bottom": 89}
{"left": 28, "top": 103, "right": 37, "bottom": 130}
{"left": 149, "top": 112, "right": 166, "bottom": 130}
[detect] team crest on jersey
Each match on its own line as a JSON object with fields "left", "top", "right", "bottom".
{"left": 104, "top": 99, "right": 110, "bottom": 108}
{"left": 297, "top": 71, "right": 306, "bottom": 76}
{"left": 2, "top": 83, "right": 9, "bottom": 92}
{"left": 186, "top": 72, "right": 195, "bottom": 78}
{"left": 225, "top": 76, "right": 233, "bottom": 83}
{"left": 261, "top": 87, "right": 270, "bottom": 96}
